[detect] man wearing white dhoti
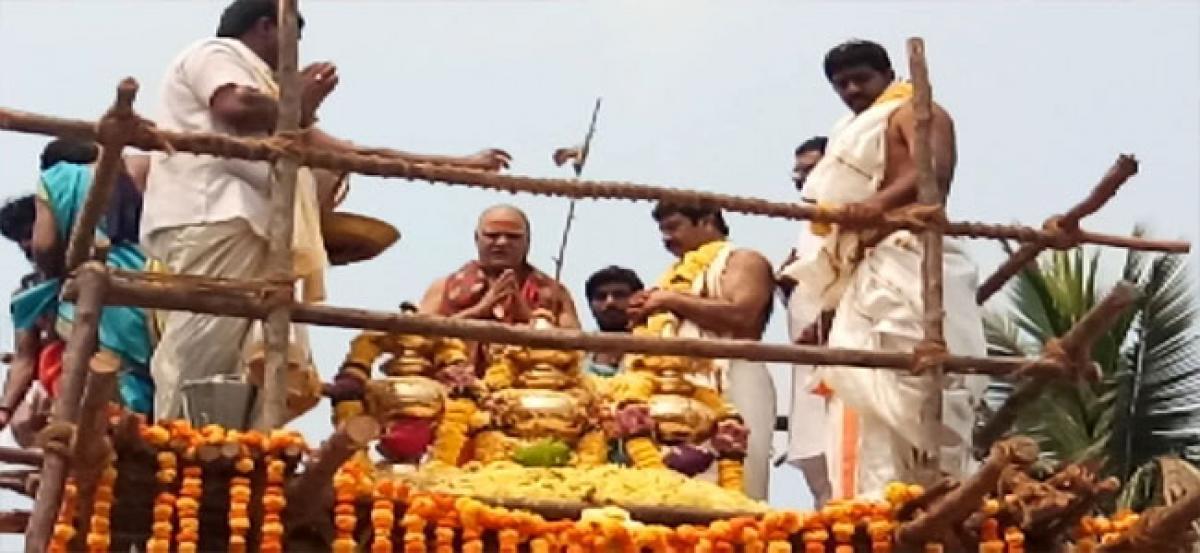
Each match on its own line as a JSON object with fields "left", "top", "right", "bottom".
{"left": 143, "top": 0, "right": 512, "bottom": 423}
{"left": 779, "top": 136, "right": 834, "bottom": 508}
{"left": 627, "top": 202, "right": 777, "bottom": 500}
{"left": 779, "top": 40, "right": 987, "bottom": 498}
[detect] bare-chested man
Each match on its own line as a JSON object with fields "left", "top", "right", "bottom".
{"left": 419, "top": 204, "right": 580, "bottom": 330}
{"left": 780, "top": 40, "right": 987, "bottom": 498}
{"left": 627, "top": 202, "right": 776, "bottom": 500}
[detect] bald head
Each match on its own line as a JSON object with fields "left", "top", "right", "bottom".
{"left": 476, "top": 204, "right": 530, "bottom": 233}
{"left": 475, "top": 204, "right": 531, "bottom": 271}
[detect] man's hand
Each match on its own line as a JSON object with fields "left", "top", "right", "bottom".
{"left": 797, "top": 310, "right": 835, "bottom": 345}
{"left": 625, "top": 288, "right": 676, "bottom": 325}
{"left": 466, "top": 269, "right": 518, "bottom": 320}
{"left": 300, "top": 62, "right": 339, "bottom": 127}
{"left": 841, "top": 198, "right": 885, "bottom": 228}
{"left": 458, "top": 149, "right": 512, "bottom": 172}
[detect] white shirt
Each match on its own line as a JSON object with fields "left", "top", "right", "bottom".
{"left": 141, "top": 38, "right": 275, "bottom": 254}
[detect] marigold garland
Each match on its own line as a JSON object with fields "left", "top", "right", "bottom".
{"left": 47, "top": 477, "right": 78, "bottom": 553}
{"left": 84, "top": 461, "right": 117, "bottom": 553}
{"left": 175, "top": 465, "right": 202, "bottom": 553}
{"left": 432, "top": 397, "right": 476, "bottom": 464}
{"left": 370, "top": 479, "right": 396, "bottom": 553}
{"left": 333, "top": 462, "right": 362, "bottom": 553}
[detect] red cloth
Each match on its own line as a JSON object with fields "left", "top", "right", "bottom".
{"left": 437, "top": 261, "right": 551, "bottom": 320}
{"left": 37, "top": 339, "right": 65, "bottom": 398}
{"left": 437, "top": 261, "right": 556, "bottom": 374}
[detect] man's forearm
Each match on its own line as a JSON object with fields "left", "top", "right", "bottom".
{"left": 865, "top": 174, "right": 918, "bottom": 211}
{"left": 661, "top": 293, "right": 754, "bottom": 336}
{"left": 0, "top": 358, "right": 36, "bottom": 413}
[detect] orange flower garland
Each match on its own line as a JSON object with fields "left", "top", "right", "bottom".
{"left": 84, "top": 461, "right": 117, "bottom": 553}
{"left": 371, "top": 479, "right": 396, "bottom": 553}
{"left": 47, "top": 477, "right": 78, "bottom": 553}
{"left": 333, "top": 462, "right": 362, "bottom": 553}
{"left": 145, "top": 444, "right": 177, "bottom": 553}
{"left": 175, "top": 465, "right": 202, "bottom": 553}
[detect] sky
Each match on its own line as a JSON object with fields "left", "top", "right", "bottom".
{"left": 0, "top": 0, "right": 1198, "bottom": 539}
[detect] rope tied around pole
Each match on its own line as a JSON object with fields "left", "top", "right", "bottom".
{"left": 911, "top": 339, "right": 949, "bottom": 375}
{"left": 35, "top": 422, "right": 77, "bottom": 461}
{"left": 1022, "top": 337, "right": 1101, "bottom": 383}
{"left": 1041, "top": 215, "right": 1085, "bottom": 250}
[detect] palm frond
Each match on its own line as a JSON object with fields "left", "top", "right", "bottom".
{"left": 1110, "top": 252, "right": 1200, "bottom": 479}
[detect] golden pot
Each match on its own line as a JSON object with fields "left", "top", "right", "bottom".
{"left": 516, "top": 363, "right": 574, "bottom": 390}
{"left": 365, "top": 376, "right": 446, "bottom": 421}
{"left": 649, "top": 394, "right": 718, "bottom": 444}
{"left": 381, "top": 355, "right": 433, "bottom": 377}
{"left": 492, "top": 388, "right": 589, "bottom": 441}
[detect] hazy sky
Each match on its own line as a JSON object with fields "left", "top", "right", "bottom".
{"left": 1, "top": 1, "right": 1197, "bottom": 530}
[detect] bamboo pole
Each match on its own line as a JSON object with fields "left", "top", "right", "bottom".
{"left": 898, "top": 436, "right": 1040, "bottom": 545}
{"left": 287, "top": 415, "right": 379, "bottom": 516}
{"left": 260, "top": 0, "right": 302, "bottom": 431}
{"left": 908, "top": 37, "right": 946, "bottom": 482}
{"left": 25, "top": 266, "right": 108, "bottom": 553}
{"left": 63, "top": 79, "right": 137, "bottom": 271}
{"left": 976, "top": 155, "right": 1141, "bottom": 304}
{"left": 85, "top": 266, "right": 1071, "bottom": 377}
{"left": 0, "top": 106, "right": 1188, "bottom": 255}
{"left": 0, "top": 446, "right": 43, "bottom": 467}
{"left": 71, "top": 351, "right": 120, "bottom": 542}
{"left": 0, "top": 511, "right": 31, "bottom": 535}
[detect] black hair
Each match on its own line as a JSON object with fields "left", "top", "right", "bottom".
{"left": 216, "top": 0, "right": 305, "bottom": 39}
{"left": 651, "top": 201, "right": 730, "bottom": 236}
{"left": 823, "top": 40, "right": 892, "bottom": 80}
{"left": 0, "top": 195, "right": 35, "bottom": 244}
{"left": 40, "top": 139, "right": 98, "bottom": 170}
{"left": 585, "top": 266, "right": 644, "bottom": 300}
{"left": 795, "top": 136, "right": 828, "bottom": 156}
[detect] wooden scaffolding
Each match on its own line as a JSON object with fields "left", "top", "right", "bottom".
{"left": 0, "top": 1, "right": 1193, "bottom": 551}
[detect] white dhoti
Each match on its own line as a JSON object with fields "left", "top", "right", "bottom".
{"left": 725, "top": 359, "right": 776, "bottom": 500}
{"left": 816, "top": 234, "right": 986, "bottom": 497}
{"left": 147, "top": 218, "right": 268, "bottom": 420}
{"left": 780, "top": 81, "right": 987, "bottom": 497}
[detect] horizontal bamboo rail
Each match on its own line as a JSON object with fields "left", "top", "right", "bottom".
{"left": 0, "top": 104, "right": 1188, "bottom": 254}
{"left": 57, "top": 263, "right": 1117, "bottom": 378}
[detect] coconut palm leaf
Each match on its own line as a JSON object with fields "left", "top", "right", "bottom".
{"left": 983, "top": 229, "right": 1200, "bottom": 507}
{"left": 1109, "top": 253, "right": 1200, "bottom": 505}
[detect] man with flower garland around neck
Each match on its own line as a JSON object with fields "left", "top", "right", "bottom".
{"left": 780, "top": 39, "right": 987, "bottom": 499}
{"left": 627, "top": 201, "right": 776, "bottom": 500}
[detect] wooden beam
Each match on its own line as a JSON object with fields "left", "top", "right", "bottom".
{"left": 908, "top": 37, "right": 946, "bottom": 482}
{"left": 287, "top": 415, "right": 379, "bottom": 516}
{"left": 259, "top": 0, "right": 302, "bottom": 431}
{"left": 0, "top": 106, "right": 1188, "bottom": 254}
{"left": 63, "top": 79, "right": 137, "bottom": 271}
{"left": 86, "top": 266, "right": 1069, "bottom": 377}
{"left": 976, "top": 155, "right": 1140, "bottom": 304}
{"left": 70, "top": 351, "right": 119, "bottom": 542}
{"left": 0, "top": 446, "right": 43, "bottom": 467}
{"left": 26, "top": 265, "right": 108, "bottom": 553}
{"left": 0, "top": 511, "right": 30, "bottom": 535}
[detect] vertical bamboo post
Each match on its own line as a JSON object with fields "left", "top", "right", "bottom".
{"left": 64, "top": 79, "right": 137, "bottom": 272}
{"left": 25, "top": 263, "right": 108, "bottom": 553}
{"left": 907, "top": 37, "right": 946, "bottom": 479}
{"left": 259, "top": 0, "right": 301, "bottom": 430}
